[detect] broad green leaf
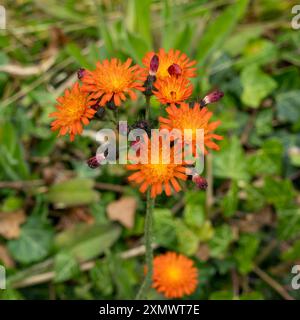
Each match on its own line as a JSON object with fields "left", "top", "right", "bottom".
{"left": 54, "top": 223, "right": 121, "bottom": 261}
{"left": 213, "top": 136, "right": 250, "bottom": 181}
{"left": 196, "top": 0, "right": 249, "bottom": 64}
{"left": 209, "top": 225, "right": 234, "bottom": 259}
{"left": 263, "top": 177, "right": 295, "bottom": 210}
{"left": 8, "top": 216, "right": 54, "bottom": 264}
{"left": 247, "top": 138, "right": 283, "bottom": 176}
{"left": 153, "top": 209, "right": 177, "bottom": 247}
{"left": 254, "top": 109, "right": 274, "bottom": 136}
{"left": 238, "top": 39, "right": 278, "bottom": 67}
{"left": 175, "top": 221, "right": 199, "bottom": 256}
{"left": 54, "top": 252, "right": 80, "bottom": 283}
{"left": 234, "top": 234, "right": 260, "bottom": 274}
{"left": 241, "top": 64, "right": 277, "bottom": 108}
{"left": 275, "top": 90, "right": 300, "bottom": 123}
{"left": 224, "top": 26, "right": 263, "bottom": 56}
{"left": 46, "top": 178, "right": 99, "bottom": 208}
{"left": 184, "top": 191, "right": 206, "bottom": 227}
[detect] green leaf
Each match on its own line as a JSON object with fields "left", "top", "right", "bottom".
{"left": 241, "top": 64, "right": 277, "bottom": 108}
{"left": 54, "top": 252, "right": 80, "bottom": 283}
{"left": 209, "top": 291, "right": 234, "bottom": 300}
{"left": 213, "top": 136, "right": 250, "bottom": 181}
{"left": 0, "top": 122, "right": 30, "bottom": 180}
{"left": 184, "top": 191, "right": 206, "bottom": 227}
{"left": 263, "top": 177, "right": 295, "bottom": 209}
{"left": 277, "top": 207, "right": 300, "bottom": 240}
{"left": 196, "top": 0, "right": 249, "bottom": 64}
{"left": 238, "top": 39, "right": 278, "bottom": 67}
{"left": 209, "top": 225, "right": 234, "bottom": 259}
{"left": 221, "top": 181, "right": 238, "bottom": 217}
{"left": 8, "top": 216, "right": 54, "bottom": 264}
{"left": 126, "top": 0, "right": 152, "bottom": 48}
{"left": 275, "top": 90, "right": 300, "bottom": 123}
{"left": 254, "top": 109, "right": 274, "bottom": 136}
{"left": 234, "top": 234, "right": 260, "bottom": 274}
{"left": 153, "top": 209, "right": 177, "bottom": 247}
{"left": 47, "top": 178, "right": 99, "bottom": 208}
{"left": 239, "top": 291, "right": 264, "bottom": 300}
{"left": 125, "top": 32, "right": 150, "bottom": 63}
{"left": 175, "top": 221, "right": 199, "bottom": 256}
{"left": 90, "top": 260, "right": 113, "bottom": 297}
{"left": 65, "top": 43, "right": 92, "bottom": 69}
{"left": 247, "top": 138, "right": 283, "bottom": 176}
{"left": 281, "top": 239, "right": 300, "bottom": 261}
{"left": 54, "top": 223, "right": 121, "bottom": 261}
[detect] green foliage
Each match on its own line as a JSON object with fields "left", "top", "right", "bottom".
{"left": 234, "top": 234, "right": 260, "bottom": 274}
{"left": 8, "top": 216, "right": 54, "bottom": 264}
{"left": 241, "top": 64, "right": 277, "bottom": 108}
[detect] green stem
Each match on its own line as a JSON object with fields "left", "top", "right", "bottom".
{"left": 136, "top": 189, "right": 155, "bottom": 300}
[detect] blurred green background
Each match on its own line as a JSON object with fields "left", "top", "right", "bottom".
{"left": 1, "top": 0, "right": 300, "bottom": 300}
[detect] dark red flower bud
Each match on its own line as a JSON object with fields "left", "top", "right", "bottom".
{"left": 201, "top": 90, "right": 224, "bottom": 106}
{"left": 192, "top": 174, "right": 208, "bottom": 190}
{"left": 77, "top": 68, "right": 86, "bottom": 80}
{"left": 149, "top": 55, "right": 159, "bottom": 76}
{"left": 168, "top": 63, "right": 182, "bottom": 77}
{"left": 87, "top": 154, "right": 105, "bottom": 169}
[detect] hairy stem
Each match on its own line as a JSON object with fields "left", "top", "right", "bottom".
{"left": 136, "top": 190, "right": 155, "bottom": 299}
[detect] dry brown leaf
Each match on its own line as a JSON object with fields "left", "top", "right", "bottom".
{"left": 0, "top": 244, "right": 15, "bottom": 268}
{"left": 0, "top": 210, "right": 26, "bottom": 239}
{"left": 107, "top": 197, "right": 137, "bottom": 229}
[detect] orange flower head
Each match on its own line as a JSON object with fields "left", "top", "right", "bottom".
{"left": 154, "top": 76, "right": 193, "bottom": 106}
{"left": 159, "top": 102, "right": 223, "bottom": 154}
{"left": 127, "top": 134, "right": 187, "bottom": 198}
{"left": 152, "top": 252, "right": 198, "bottom": 298}
{"left": 142, "top": 48, "right": 196, "bottom": 80}
{"left": 49, "top": 82, "right": 96, "bottom": 141}
{"left": 81, "top": 58, "right": 145, "bottom": 107}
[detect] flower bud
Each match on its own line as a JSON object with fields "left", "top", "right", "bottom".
{"left": 77, "top": 68, "right": 86, "bottom": 80}
{"left": 149, "top": 55, "right": 159, "bottom": 76}
{"left": 201, "top": 90, "right": 224, "bottom": 107}
{"left": 168, "top": 63, "right": 182, "bottom": 77}
{"left": 87, "top": 154, "right": 105, "bottom": 169}
{"left": 192, "top": 174, "right": 208, "bottom": 190}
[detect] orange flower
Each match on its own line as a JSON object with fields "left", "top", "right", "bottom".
{"left": 154, "top": 76, "right": 193, "bottom": 106}
{"left": 81, "top": 58, "right": 145, "bottom": 107}
{"left": 127, "top": 134, "right": 187, "bottom": 198}
{"left": 159, "top": 102, "right": 223, "bottom": 154}
{"left": 152, "top": 252, "right": 198, "bottom": 298}
{"left": 142, "top": 48, "right": 196, "bottom": 80}
{"left": 49, "top": 82, "right": 96, "bottom": 141}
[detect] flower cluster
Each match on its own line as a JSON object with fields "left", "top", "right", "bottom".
{"left": 49, "top": 49, "right": 223, "bottom": 198}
